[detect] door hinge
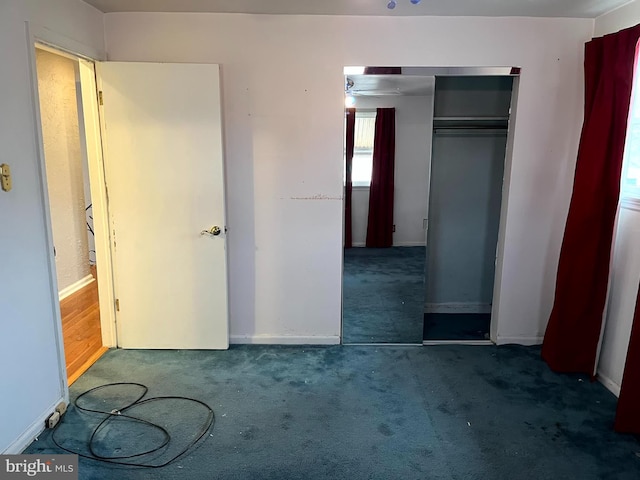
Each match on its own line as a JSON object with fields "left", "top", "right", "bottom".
{"left": 98, "top": 90, "right": 104, "bottom": 106}
{"left": 115, "top": 299, "right": 120, "bottom": 311}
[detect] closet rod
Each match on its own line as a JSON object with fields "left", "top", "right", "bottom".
{"left": 434, "top": 128, "right": 508, "bottom": 135}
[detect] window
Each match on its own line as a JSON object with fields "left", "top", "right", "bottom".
{"left": 622, "top": 59, "right": 640, "bottom": 207}
{"left": 345, "top": 110, "right": 376, "bottom": 187}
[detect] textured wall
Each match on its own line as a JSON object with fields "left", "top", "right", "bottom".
{"left": 36, "top": 49, "right": 90, "bottom": 291}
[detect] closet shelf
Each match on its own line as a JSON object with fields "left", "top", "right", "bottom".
{"left": 433, "top": 116, "right": 509, "bottom": 130}
{"left": 433, "top": 116, "right": 509, "bottom": 122}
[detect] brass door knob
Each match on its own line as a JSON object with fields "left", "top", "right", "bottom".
{"left": 201, "top": 226, "right": 221, "bottom": 236}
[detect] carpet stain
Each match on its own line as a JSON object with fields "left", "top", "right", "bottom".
{"left": 378, "top": 423, "right": 394, "bottom": 437}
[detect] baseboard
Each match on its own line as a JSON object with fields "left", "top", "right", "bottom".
{"left": 2, "top": 397, "right": 64, "bottom": 454}
{"left": 58, "top": 274, "right": 95, "bottom": 301}
{"left": 230, "top": 335, "right": 340, "bottom": 345}
{"left": 68, "top": 346, "right": 109, "bottom": 386}
{"left": 424, "top": 303, "right": 492, "bottom": 314}
{"left": 350, "top": 243, "right": 425, "bottom": 248}
{"left": 495, "top": 336, "right": 543, "bottom": 346}
{"left": 596, "top": 370, "right": 621, "bottom": 397}
{"left": 423, "top": 340, "right": 494, "bottom": 346}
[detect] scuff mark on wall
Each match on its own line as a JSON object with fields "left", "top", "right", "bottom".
{"left": 289, "top": 194, "right": 343, "bottom": 201}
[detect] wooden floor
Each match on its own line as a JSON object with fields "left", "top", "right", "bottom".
{"left": 60, "top": 269, "right": 108, "bottom": 385}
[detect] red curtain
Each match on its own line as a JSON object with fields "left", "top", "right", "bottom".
{"left": 344, "top": 108, "right": 356, "bottom": 249}
{"left": 364, "top": 67, "right": 402, "bottom": 75}
{"left": 616, "top": 284, "right": 640, "bottom": 433}
{"left": 366, "top": 108, "right": 395, "bottom": 248}
{"left": 542, "top": 25, "right": 640, "bottom": 375}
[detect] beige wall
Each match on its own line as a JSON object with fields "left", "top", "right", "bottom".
{"left": 104, "top": 13, "right": 593, "bottom": 344}
{"left": 36, "top": 49, "right": 90, "bottom": 292}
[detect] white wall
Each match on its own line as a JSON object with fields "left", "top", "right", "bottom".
{"left": 594, "top": 3, "right": 640, "bottom": 395}
{"left": 36, "top": 49, "right": 91, "bottom": 292}
{"left": 427, "top": 133, "right": 508, "bottom": 308}
{"left": 103, "top": 13, "right": 593, "bottom": 345}
{"left": 595, "top": 1, "right": 640, "bottom": 35}
{"left": 0, "top": 0, "right": 104, "bottom": 453}
{"left": 350, "top": 94, "right": 433, "bottom": 247}
{"left": 426, "top": 77, "right": 511, "bottom": 311}
{"left": 598, "top": 207, "right": 640, "bottom": 395}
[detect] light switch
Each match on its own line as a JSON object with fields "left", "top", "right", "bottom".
{"left": 0, "top": 164, "right": 11, "bottom": 192}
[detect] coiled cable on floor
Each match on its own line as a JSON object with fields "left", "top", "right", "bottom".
{"left": 50, "top": 382, "right": 215, "bottom": 468}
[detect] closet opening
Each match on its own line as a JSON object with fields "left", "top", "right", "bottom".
{"left": 341, "top": 66, "right": 519, "bottom": 346}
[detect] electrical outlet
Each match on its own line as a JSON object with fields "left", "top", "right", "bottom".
{"left": 55, "top": 401, "right": 67, "bottom": 416}
{"left": 45, "top": 411, "right": 60, "bottom": 429}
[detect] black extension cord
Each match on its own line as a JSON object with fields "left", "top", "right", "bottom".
{"left": 50, "top": 382, "right": 215, "bottom": 468}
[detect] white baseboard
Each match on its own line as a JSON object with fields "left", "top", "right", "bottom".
{"left": 230, "top": 335, "right": 340, "bottom": 345}
{"left": 495, "top": 335, "right": 543, "bottom": 346}
{"left": 596, "top": 370, "right": 621, "bottom": 397}
{"left": 350, "top": 243, "right": 425, "bottom": 248}
{"left": 2, "top": 397, "right": 64, "bottom": 454}
{"left": 58, "top": 274, "right": 95, "bottom": 301}
{"left": 425, "top": 303, "right": 492, "bottom": 314}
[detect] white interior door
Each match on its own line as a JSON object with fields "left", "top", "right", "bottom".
{"left": 97, "top": 62, "right": 229, "bottom": 349}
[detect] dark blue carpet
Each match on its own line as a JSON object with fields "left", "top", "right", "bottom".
{"left": 424, "top": 313, "right": 491, "bottom": 341}
{"left": 343, "top": 247, "right": 425, "bottom": 344}
{"left": 25, "top": 345, "right": 640, "bottom": 479}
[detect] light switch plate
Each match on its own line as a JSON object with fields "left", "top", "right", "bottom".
{"left": 0, "top": 163, "right": 12, "bottom": 192}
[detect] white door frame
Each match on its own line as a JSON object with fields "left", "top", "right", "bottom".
{"left": 26, "top": 22, "right": 115, "bottom": 398}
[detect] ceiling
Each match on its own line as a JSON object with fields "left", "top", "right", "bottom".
{"left": 82, "top": 0, "right": 630, "bottom": 18}
{"left": 348, "top": 75, "right": 434, "bottom": 97}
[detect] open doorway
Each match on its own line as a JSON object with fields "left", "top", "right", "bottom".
{"left": 34, "top": 45, "right": 108, "bottom": 384}
{"left": 424, "top": 75, "right": 514, "bottom": 344}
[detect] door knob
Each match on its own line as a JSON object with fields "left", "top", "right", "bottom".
{"left": 201, "top": 226, "right": 222, "bottom": 236}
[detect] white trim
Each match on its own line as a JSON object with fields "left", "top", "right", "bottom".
{"left": 423, "top": 340, "right": 493, "bottom": 346}
{"left": 58, "top": 275, "right": 95, "bottom": 301}
{"left": 596, "top": 370, "right": 621, "bottom": 397}
{"left": 230, "top": 335, "right": 340, "bottom": 345}
{"left": 424, "top": 303, "right": 492, "bottom": 314}
{"left": 27, "top": 23, "right": 105, "bottom": 62}
{"left": 25, "top": 21, "right": 69, "bottom": 418}
{"left": 495, "top": 335, "right": 543, "bottom": 346}
{"left": 2, "top": 397, "right": 64, "bottom": 454}
{"left": 620, "top": 197, "right": 640, "bottom": 212}
{"left": 351, "top": 242, "right": 425, "bottom": 247}
{"left": 490, "top": 77, "right": 519, "bottom": 344}
{"left": 79, "top": 59, "right": 118, "bottom": 348}
{"left": 344, "top": 343, "right": 423, "bottom": 346}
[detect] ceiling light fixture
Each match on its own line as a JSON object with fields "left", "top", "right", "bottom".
{"left": 387, "top": 0, "right": 421, "bottom": 9}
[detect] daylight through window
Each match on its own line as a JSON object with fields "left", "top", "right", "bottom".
{"left": 346, "top": 110, "right": 376, "bottom": 187}
{"left": 622, "top": 50, "right": 640, "bottom": 204}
